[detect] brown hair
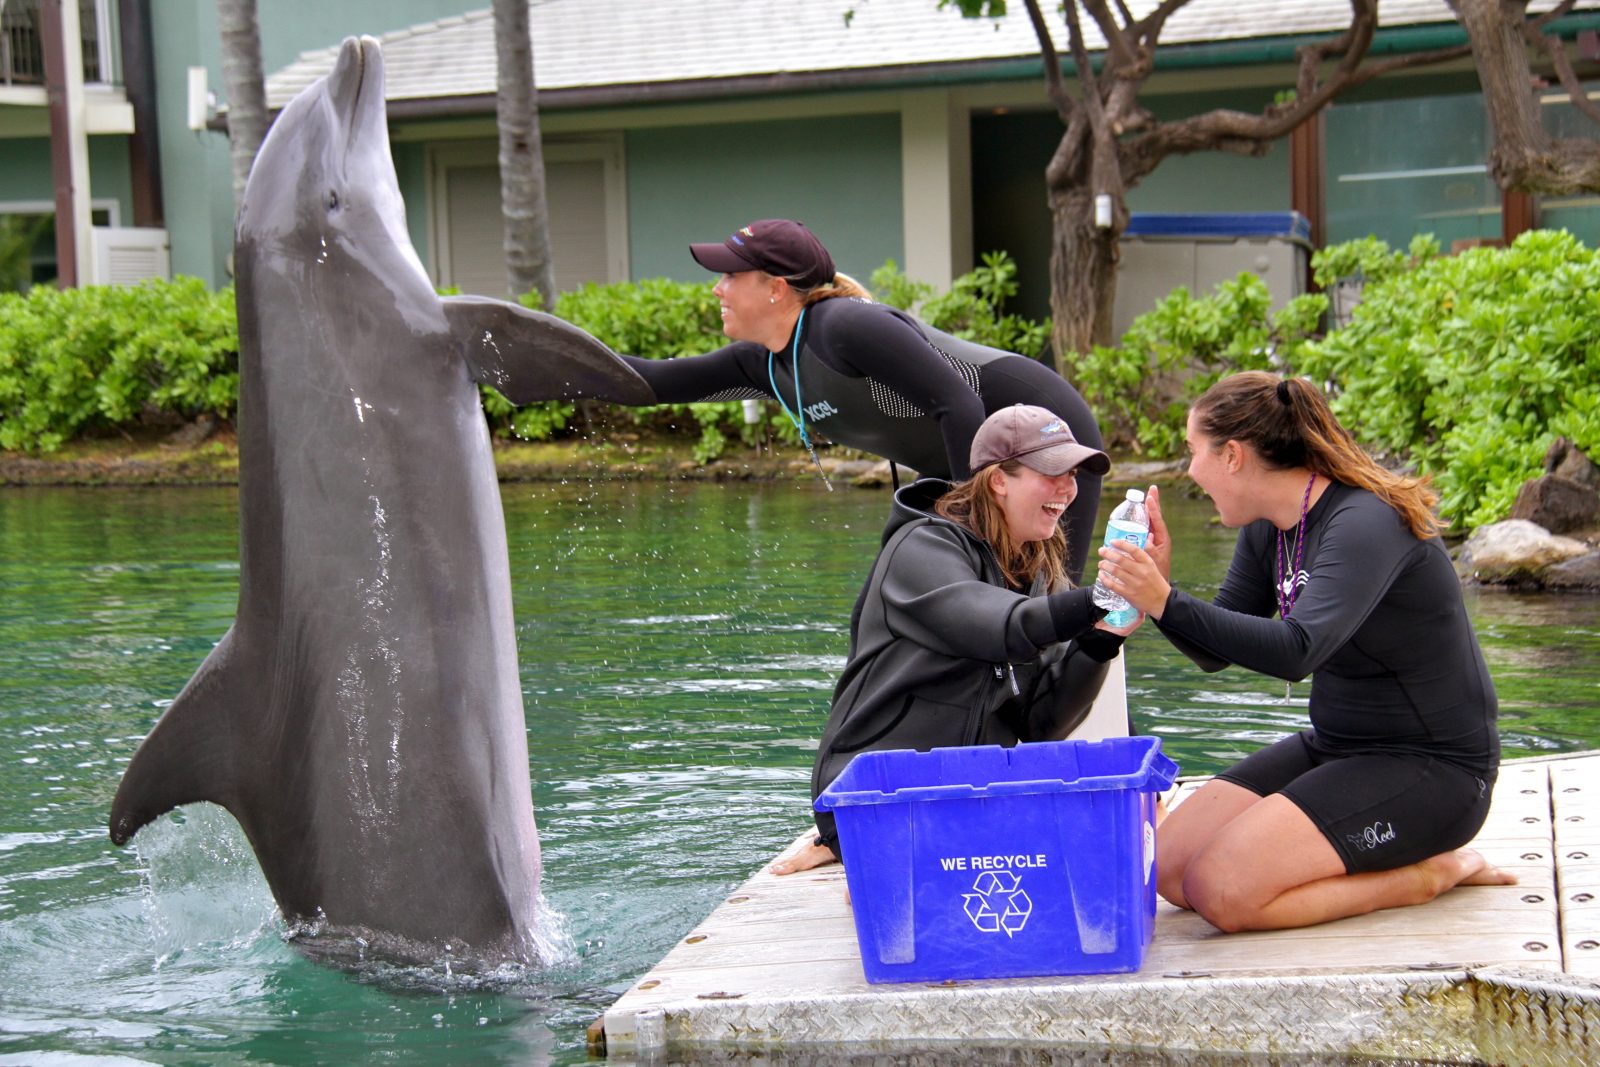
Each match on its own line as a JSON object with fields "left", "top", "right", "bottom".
{"left": 935, "top": 461, "right": 1072, "bottom": 590}
{"left": 1192, "top": 371, "right": 1442, "bottom": 539}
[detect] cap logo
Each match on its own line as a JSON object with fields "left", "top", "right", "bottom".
{"left": 1040, "top": 419, "right": 1067, "bottom": 437}
{"left": 730, "top": 234, "right": 746, "bottom": 246}
{"left": 739, "top": 226, "right": 755, "bottom": 237}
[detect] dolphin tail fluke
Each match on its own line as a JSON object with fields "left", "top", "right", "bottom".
{"left": 109, "top": 628, "right": 245, "bottom": 845}
{"left": 444, "top": 295, "right": 655, "bottom": 405}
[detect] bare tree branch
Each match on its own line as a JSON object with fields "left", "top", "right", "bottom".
{"left": 1080, "top": 0, "right": 1138, "bottom": 72}
{"left": 1523, "top": 1, "right": 1600, "bottom": 127}
{"left": 1450, "top": 0, "right": 1600, "bottom": 193}
{"left": 1528, "top": 0, "right": 1578, "bottom": 35}
{"left": 1022, "top": 0, "right": 1077, "bottom": 126}
{"left": 1129, "top": 0, "right": 1191, "bottom": 47}
{"left": 1537, "top": 28, "right": 1600, "bottom": 126}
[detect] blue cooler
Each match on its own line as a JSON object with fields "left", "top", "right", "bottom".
{"left": 814, "top": 736, "right": 1178, "bottom": 984}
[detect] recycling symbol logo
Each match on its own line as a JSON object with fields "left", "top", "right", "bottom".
{"left": 962, "top": 869, "right": 1032, "bottom": 937}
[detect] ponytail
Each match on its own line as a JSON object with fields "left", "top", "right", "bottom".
{"left": 796, "top": 271, "right": 873, "bottom": 305}
{"left": 1194, "top": 372, "right": 1442, "bottom": 539}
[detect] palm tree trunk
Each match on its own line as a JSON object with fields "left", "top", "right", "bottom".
{"left": 492, "top": 0, "right": 557, "bottom": 307}
{"left": 216, "top": 0, "right": 267, "bottom": 217}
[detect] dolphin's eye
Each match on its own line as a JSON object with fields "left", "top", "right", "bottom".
{"left": 326, "top": 190, "right": 340, "bottom": 211}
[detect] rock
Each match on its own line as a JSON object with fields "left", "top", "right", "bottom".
{"left": 1109, "top": 459, "right": 1186, "bottom": 485}
{"left": 1544, "top": 551, "right": 1600, "bottom": 591}
{"left": 1508, "top": 474, "right": 1600, "bottom": 535}
{"left": 165, "top": 413, "right": 218, "bottom": 448}
{"left": 819, "top": 458, "right": 882, "bottom": 479}
{"left": 1454, "top": 519, "right": 1591, "bottom": 584}
{"left": 851, "top": 460, "right": 904, "bottom": 489}
{"left": 1545, "top": 437, "right": 1600, "bottom": 490}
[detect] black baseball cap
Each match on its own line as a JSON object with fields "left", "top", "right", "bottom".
{"left": 689, "top": 219, "right": 836, "bottom": 290}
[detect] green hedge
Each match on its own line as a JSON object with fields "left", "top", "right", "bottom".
{"left": 0, "top": 277, "right": 238, "bottom": 452}
{"left": 1293, "top": 229, "right": 1600, "bottom": 530}
{"left": 1074, "top": 229, "right": 1600, "bottom": 531}
{"left": 535, "top": 276, "right": 799, "bottom": 464}
{"left": 8, "top": 236, "right": 1595, "bottom": 532}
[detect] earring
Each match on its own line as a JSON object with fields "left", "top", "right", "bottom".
{"left": 769, "top": 298, "right": 775, "bottom": 304}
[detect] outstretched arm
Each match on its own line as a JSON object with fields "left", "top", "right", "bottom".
{"left": 620, "top": 342, "right": 771, "bottom": 404}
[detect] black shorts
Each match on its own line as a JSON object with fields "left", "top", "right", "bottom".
{"left": 1215, "top": 731, "right": 1495, "bottom": 874}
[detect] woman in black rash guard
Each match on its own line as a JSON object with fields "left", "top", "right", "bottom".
{"left": 1096, "top": 371, "right": 1513, "bottom": 933}
{"left": 621, "top": 219, "right": 1106, "bottom": 583}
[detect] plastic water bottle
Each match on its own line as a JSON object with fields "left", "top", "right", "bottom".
{"left": 1092, "top": 489, "right": 1150, "bottom": 628}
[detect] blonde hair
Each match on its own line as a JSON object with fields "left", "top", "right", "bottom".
{"left": 1194, "top": 371, "right": 1442, "bottom": 539}
{"left": 799, "top": 270, "right": 872, "bottom": 304}
{"left": 765, "top": 269, "right": 872, "bottom": 305}
{"left": 935, "top": 462, "right": 1072, "bottom": 591}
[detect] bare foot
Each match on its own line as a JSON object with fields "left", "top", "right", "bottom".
{"left": 1424, "top": 847, "right": 1518, "bottom": 893}
{"left": 770, "top": 840, "right": 839, "bottom": 876}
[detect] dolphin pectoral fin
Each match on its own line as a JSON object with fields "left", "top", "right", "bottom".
{"left": 109, "top": 629, "right": 245, "bottom": 845}
{"left": 443, "top": 295, "right": 656, "bottom": 405}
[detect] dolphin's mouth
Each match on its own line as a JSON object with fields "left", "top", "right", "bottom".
{"left": 328, "top": 36, "right": 386, "bottom": 162}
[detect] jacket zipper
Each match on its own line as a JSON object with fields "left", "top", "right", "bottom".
{"left": 979, "top": 542, "right": 1023, "bottom": 700}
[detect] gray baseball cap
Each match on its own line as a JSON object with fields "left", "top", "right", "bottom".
{"left": 969, "top": 404, "right": 1110, "bottom": 477}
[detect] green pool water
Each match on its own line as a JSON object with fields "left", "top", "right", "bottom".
{"left": 1, "top": 481, "right": 1596, "bottom": 1065}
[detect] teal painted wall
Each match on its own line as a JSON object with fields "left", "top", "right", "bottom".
{"left": 147, "top": 0, "right": 231, "bottom": 282}
{"left": 0, "top": 140, "right": 56, "bottom": 201}
{"left": 89, "top": 134, "right": 134, "bottom": 220}
{"left": 139, "top": 0, "right": 481, "bottom": 285}
{"left": 393, "top": 141, "right": 432, "bottom": 268}
{"left": 624, "top": 113, "right": 905, "bottom": 284}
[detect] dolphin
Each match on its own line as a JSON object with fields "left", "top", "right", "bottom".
{"left": 108, "top": 36, "right": 651, "bottom": 967}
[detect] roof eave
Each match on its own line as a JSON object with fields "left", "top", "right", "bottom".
{"left": 275, "top": 13, "right": 1600, "bottom": 123}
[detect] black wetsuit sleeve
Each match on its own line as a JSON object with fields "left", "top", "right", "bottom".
{"left": 878, "top": 525, "right": 1098, "bottom": 662}
{"left": 810, "top": 302, "right": 987, "bottom": 479}
{"left": 1156, "top": 504, "right": 1421, "bottom": 681}
{"left": 619, "top": 343, "right": 770, "bottom": 403}
{"left": 1156, "top": 531, "right": 1275, "bottom": 672}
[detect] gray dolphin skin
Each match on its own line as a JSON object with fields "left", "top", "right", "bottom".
{"left": 108, "top": 37, "right": 651, "bottom": 967}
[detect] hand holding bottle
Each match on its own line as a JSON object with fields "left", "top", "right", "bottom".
{"left": 1096, "top": 485, "right": 1173, "bottom": 622}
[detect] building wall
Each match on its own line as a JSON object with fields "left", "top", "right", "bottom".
{"left": 146, "top": 0, "right": 230, "bottom": 282}
{"left": 140, "top": 0, "right": 484, "bottom": 285}
{"left": 13, "top": 2, "right": 1597, "bottom": 298}
{"left": 971, "top": 85, "right": 1290, "bottom": 323}
{"left": 624, "top": 113, "right": 906, "bottom": 284}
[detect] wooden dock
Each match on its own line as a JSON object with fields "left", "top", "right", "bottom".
{"left": 601, "top": 751, "right": 1600, "bottom": 1064}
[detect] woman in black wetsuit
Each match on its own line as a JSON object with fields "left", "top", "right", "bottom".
{"left": 1096, "top": 371, "right": 1513, "bottom": 933}
{"left": 621, "top": 219, "right": 1106, "bottom": 583}
{"left": 772, "top": 404, "right": 1139, "bottom": 875}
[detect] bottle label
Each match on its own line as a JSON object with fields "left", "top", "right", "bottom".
{"left": 1102, "top": 518, "right": 1148, "bottom": 549}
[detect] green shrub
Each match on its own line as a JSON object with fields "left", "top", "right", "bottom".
{"left": 0, "top": 277, "right": 237, "bottom": 452}
{"left": 1291, "top": 229, "right": 1600, "bottom": 530}
{"left": 540, "top": 276, "right": 793, "bottom": 462}
{"left": 871, "top": 251, "right": 1049, "bottom": 359}
{"left": 1073, "top": 274, "right": 1326, "bottom": 457}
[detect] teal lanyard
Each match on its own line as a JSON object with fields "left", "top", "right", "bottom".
{"left": 767, "top": 307, "right": 833, "bottom": 491}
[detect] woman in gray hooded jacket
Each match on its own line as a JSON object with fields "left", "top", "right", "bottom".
{"left": 774, "top": 405, "right": 1162, "bottom": 874}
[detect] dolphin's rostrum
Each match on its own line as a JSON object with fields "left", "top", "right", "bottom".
{"left": 108, "top": 37, "right": 653, "bottom": 967}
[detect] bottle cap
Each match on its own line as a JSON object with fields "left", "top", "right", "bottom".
{"left": 1126, "top": 489, "right": 1146, "bottom": 502}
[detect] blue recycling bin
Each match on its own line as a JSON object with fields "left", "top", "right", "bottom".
{"left": 815, "top": 736, "right": 1178, "bottom": 984}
